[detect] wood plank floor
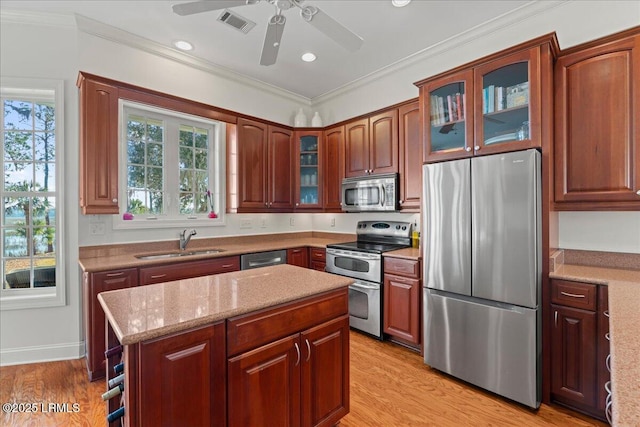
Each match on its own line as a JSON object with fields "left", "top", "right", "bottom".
{"left": 0, "top": 331, "right": 606, "bottom": 426}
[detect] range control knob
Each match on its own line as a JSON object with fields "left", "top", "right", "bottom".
{"left": 396, "top": 225, "right": 400, "bottom": 229}
{"left": 402, "top": 226, "right": 407, "bottom": 230}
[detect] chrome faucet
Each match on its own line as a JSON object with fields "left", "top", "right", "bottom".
{"left": 179, "top": 229, "right": 197, "bottom": 251}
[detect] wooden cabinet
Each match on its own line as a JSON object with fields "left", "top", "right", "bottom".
{"left": 288, "top": 247, "right": 309, "bottom": 268}
{"left": 549, "top": 279, "right": 609, "bottom": 420}
{"left": 554, "top": 28, "right": 640, "bottom": 210}
{"left": 83, "top": 268, "right": 137, "bottom": 381}
{"left": 383, "top": 257, "right": 421, "bottom": 348}
{"left": 596, "top": 286, "right": 610, "bottom": 414}
{"left": 136, "top": 323, "right": 226, "bottom": 427}
{"left": 416, "top": 35, "right": 556, "bottom": 163}
{"left": 344, "top": 109, "right": 398, "bottom": 178}
{"left": 295, "top": 130, "right": 323, "bottom": 210}
{"left": 323, "top": 125, "right": 345, "bottom": 211}
{"left": 398, "top": 100, "right": 421, "bottom": 211}
{"left": 139, "top": 256, "right": 240, "bottom": 285}
{"left": 227, "top": 289, "right": 349, "bottom": 427}
{"left": 309, "top": 248, "right": 326, "bottom": 272}
{"left": 237, "top": 118, "right": 294, "bottom": 212}
{"left": 78, "top": 74, "right": 120, "bottom": 214}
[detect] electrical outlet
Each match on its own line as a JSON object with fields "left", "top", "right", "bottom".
{"left": 90, "top": 223, "right": 105, "bottom": 235}
{"left": 330, "top": 217, "right": 336, "bottom": 227}
{"left": 289, "top": 217, "right": 295, "bottom": 226}
{"left": 240, "top": 219, "right": 252, "bottom": 229}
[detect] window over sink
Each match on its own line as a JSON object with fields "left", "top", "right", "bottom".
{"left": 114, "top": 101, "right": 226, "bottom": 229}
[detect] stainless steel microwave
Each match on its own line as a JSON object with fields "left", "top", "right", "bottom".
{"left": 341, "top": 173, "right": 398, "bottom": 212}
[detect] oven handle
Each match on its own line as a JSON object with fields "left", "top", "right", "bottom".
{"left": 350, "top": 281, "right": 380, "bottom": 291}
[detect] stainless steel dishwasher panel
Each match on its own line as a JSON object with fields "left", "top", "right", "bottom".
{"left": 240, "top": 250, "right": 287, "bottom": 270}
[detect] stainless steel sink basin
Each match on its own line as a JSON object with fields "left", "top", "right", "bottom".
{"left": 135, "top": 249, "right": 223, "bottom": 260}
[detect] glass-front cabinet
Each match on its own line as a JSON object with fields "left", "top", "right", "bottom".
{"left": 474, "top": 47, "right": 540, "bottom": 156}
{"left": 418, "top": 45, "right": 543, "bottom": 162}
{"left": 421, "top": 69, "right": 474, "bottom": 162}
{"left": 294, "top": 130, "right": 323, "bottom": 210}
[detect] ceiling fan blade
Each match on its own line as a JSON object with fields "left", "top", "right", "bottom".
{"left": 301, "top": 6, "right": 363, "bottom": 52}
{"left": 260, "top": 15, "right": 286, "bottom": 66}
{"left": 172, "top": 1, "right": 251, "bottom": 16}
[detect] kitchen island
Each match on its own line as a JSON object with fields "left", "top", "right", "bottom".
{"left": 98, "top": 264, "right": 352, "bottom": 426}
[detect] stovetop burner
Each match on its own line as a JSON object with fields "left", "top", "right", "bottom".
{"left": 327, "top": 220, "right": 412, "bottom": 254}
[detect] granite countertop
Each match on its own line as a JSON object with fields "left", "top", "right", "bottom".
{"left": 382, "top": 247, "right": 421, "bottom": 260}
{"left": 79, "top": 233, "right": 354, "bottom": 272}
{"left": 550, "top": 262, "right": 640, "bottom": 427}
{"left": 98, "top": 264, "right": 352, "bottom": 345}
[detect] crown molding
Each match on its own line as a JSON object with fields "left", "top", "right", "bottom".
{"left": 0, "top": 9, "right": 76, "bottom": 28}
{"left": 311, "top": 0, "right": 566, "bottom": 104}
{"left": 74, "top": 14, "right": 311, "bottom": 105}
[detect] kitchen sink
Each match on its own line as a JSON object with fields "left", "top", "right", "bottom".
{"left": 135, "top": 249, "right": 224, "bottom": 260}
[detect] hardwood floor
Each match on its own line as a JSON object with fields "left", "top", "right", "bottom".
{"left": 0, "top": 331, "right": 606, "bottom": 426}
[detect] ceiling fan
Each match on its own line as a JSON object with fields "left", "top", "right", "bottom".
{"left": 172, "top": 0, "right": 364, "bottom": 66}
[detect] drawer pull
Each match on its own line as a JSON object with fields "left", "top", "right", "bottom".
{"left": 604, "top": 310, "right": 610, "bottom": 318}
{"left": 221, "top": 264, "right": 234, "bottom": 269}
{"left": 606, "top": 354, "right": 611, "bottom": 372}
{"left": 150, "top": 274, "right": 167, "bottom": 279}
{"left": 106, "top": 272, "right": 124, "bottom": 277}
{"left": 560, "top": 291, "right": 586, "bottom": 298}
{"left": 605, "top": 332, "right": 610, "bottom": 341}
{"left": 554, "top": 310, "right": 558, "bottom": 328}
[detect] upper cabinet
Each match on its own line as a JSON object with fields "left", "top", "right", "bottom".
{"left": 78, "top": 75, "right": 120, "bottom": 214}
{"left": 345, "top": 108, "right": 399, "bottom": 178}
{"left": 294, "top": 130, "right": 323, "bottom": 210}
{"left": 417, "top": 36, "right": 556, "bottom": 163}
{"left": 398, "top": 100, "right": 421, "bottom": 211}
{"left": 554, "top": 27, "right": 640, "bottom": 210}
{"left": 323, "top": 125, "right": 345, "bottom": 212}
{"left": 237, "top": 118, "right": 294, "bottom": 212}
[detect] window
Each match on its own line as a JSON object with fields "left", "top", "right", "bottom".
{"left": 115, "top": 101, "right": 225, "bottom": 228}
{"left": 1, "top": 78, "right": 65, "bottom": 309}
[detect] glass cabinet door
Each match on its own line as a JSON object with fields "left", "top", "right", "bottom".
{"left": 296, "top": 132, "right": 322, "bottom": 208}
{"left": 422, "top": 69, "right": 474, "bottom": 162}
{"left": 474, "top": 47, "right": 540, "bottom": 154}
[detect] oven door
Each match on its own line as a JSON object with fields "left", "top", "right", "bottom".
{"left": 349, "top": 279, "right": 382, "bottom": 339}
{"left": 325, "top": 248, "right": 381, "bottom": 283}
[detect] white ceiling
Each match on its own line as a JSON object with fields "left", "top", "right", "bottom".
{"left": 0, "top": 0, "right": 535, "bottom": 99}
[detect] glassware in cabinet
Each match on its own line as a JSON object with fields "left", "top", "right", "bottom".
{"left": 297, "top": 132, "right": 322, "bottom": 207}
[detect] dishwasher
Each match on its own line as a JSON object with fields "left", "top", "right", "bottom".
{"left": 240, "top": 250, "right": 287, "bottom": 270}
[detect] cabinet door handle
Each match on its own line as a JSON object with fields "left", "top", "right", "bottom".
{"left": 560, "top": 291, "right": 586, "bottom": 298}
{"left": 636, "top": 190, "right": 640, "bottom": 196}
{"left": 305, "top": 339, "right": 311, "bottom": 362}
{"left": 150, "top": 274, "right": 166, "bottom": 279}
{"left": 112, "top": 198, "right": 118, "bottom": 203}
{"left": 465, "top": 147, "right": 471, "bottom": 152}
{"left": 605, "top": 332, "right": 610, "bottom": 341}
{"left": 474, "top": 146, "right": 480, "bottom": 151}
{"left": 604, "top": 310, "right": 609, "bottom": 318}
{"left": 106, "top": 272, "right": 124, "bottom": 277}
{"left": 606, "top": 354, "right": 611, "bottom": 372}
{"left": 554, "top": 310, "right": 558, "bottom": 328}
{"left": 294, "top": 342, "right": 301, "bottom": 367}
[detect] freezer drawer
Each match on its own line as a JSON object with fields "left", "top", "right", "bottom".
{"left": 424, "top": 289, "right": 540, "bottom": 408}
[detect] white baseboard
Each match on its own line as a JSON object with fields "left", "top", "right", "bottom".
{"left": 0, "top": 341, "right": 85, "bottom": 366}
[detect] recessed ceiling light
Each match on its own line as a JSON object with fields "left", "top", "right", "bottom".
{"left": 392, "top": 0, "right": 411, "bottom": 7}
{"left": 174, "top": 40, "right": 193, "bottom": 51}
{"left": 301, "top": 52, "right": 316, "bottom": 62}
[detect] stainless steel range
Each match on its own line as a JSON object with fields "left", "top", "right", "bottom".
{"left": 326, "top": 220, "right": 412, "bottom": 339}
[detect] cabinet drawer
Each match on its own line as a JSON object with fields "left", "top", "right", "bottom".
{"left": 551, "top": 279, "right": 597, "bottom": 311}
{"left": 227, "top": 288, "right": 348, "bottom": 357}
{"left": 139, "top": 256, "right": 240, "bottom": 285}
{"left": 384, "top": 257, "right": 420, "bottom": 278}
{"left": 309, "top": 248, "right": 326, "bottom": 262}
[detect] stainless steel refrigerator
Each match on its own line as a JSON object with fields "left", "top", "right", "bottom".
{"left": 422, "top": 149, "right": 541, "bottom": 409}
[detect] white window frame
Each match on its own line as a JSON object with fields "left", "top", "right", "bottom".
{"left": 113, "top": 100, "right": 226, "bottom": 230}
{"left": 0, "top": 77, "right": 66, "bottom": 310}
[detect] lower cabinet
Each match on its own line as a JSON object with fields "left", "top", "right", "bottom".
{"left": 83, "top": 268, "right": 138, "bottom": 381}
{"left": 550, "top": 279, "right": 609, "bottom": 420}
{"left": 309, "top": 248, "right": 327, "bottom": 271}
{"left": 383, "top": 257, "right": 421, "bottom": 349}
{"left": 227, "top": 289, "right": 349, "bottom": 427}
{"left": 288, "top": 247, "right": 310, "bottom": 268}
{"left": 139, "top": 255, "right": 240, "bottom": 285}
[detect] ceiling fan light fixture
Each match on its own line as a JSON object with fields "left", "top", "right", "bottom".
{"left": 391, "top": 0, "right": 411, "bottom": 7}
{"left": 301, "top": 52, "right": 316, "bottom": 62}
{"left": 173, "top": 40, "right": 194, "bottom": 51}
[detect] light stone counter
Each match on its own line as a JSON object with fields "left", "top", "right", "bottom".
{"left": 550, "top": 262, "right": 639, "bottom": 427}
{"left": 98, "top": 264, "right": 352, "bottom": 345}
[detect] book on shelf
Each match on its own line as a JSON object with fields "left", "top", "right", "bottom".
{"left": 456, "top": 92, "right": 463, "bottom": 120}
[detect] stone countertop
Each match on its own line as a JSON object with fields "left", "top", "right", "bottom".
{"left": 98, "top": 264, "right": 352, "bottom": 345}
{"left": 382, "top": 247, "right": 421, "bottom": 260}
{"left": 550, "top": 264, "right": 640, "bottom": 427}
{"left": 79, "top": 233, "right": 354, "bottom": 273}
